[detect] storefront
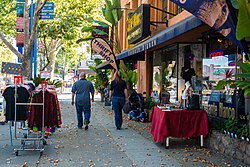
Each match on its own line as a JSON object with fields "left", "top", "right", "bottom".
{"left": 201, "top": 35, "right": 247, "bottom": 121}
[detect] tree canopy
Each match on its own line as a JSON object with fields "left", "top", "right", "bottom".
{"left": 0, "top": 0, "right": 102, "bottom": 78}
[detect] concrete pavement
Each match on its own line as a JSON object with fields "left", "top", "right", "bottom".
{"left": 0, "top": 89, "right": 248, "bottom": 167}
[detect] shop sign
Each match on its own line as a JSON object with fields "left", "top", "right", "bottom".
{"left": 91, "top": 26, "right": 109, "bottom": 60}
{"left": 127, "top": 4, "right": 150, "bottom": 44}
{"left": 209, "top": 50, "right": 224, "bottom": 58}
{"left": 1, "top": 62, "right": 23, "bottom": 75}
{"left": 91, "top": 37, "right": 118, "bottom": 70}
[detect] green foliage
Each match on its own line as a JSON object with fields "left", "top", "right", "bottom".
{"left": 237, "top": 124, "right": 249, "bottom": 138}
{"left": 38, "top": 0, "right": 101, "bottom": 74}
{"left": 102, "top": 0, "right": 123, "bottom": 26}
{"left": 216, "top": 62, "right": 250, "bottom": 97}
{"left": 77, "top": 19, "right": 110, "bottom": 44}
{"left": 119, "top": 61, "right": 138, "bottom": 89}
{"left": 87, "top": 58, "right": 110, "bottom": 93}
{"left": 33, "top": 75, "right": 45, "bottom": 87}
{"left": 102, "top": 0, "right": 123, "bottom": 53}
{"left": 154, "top": 62, "right": 171, "bottom": 89}
{"left": 144, "top": 97, "right": 158, "bottom": 110}
{"left": 45, "top": 78, "right": 63, "bottom": 88}
{"left": 224, "top": 118, "right": 238, "bottom": 133}
{"left": 0, "top": 0, "right": 16, "bottom": 35}
{"left": 33, "top": 75, "right": 63, "bottom": 88}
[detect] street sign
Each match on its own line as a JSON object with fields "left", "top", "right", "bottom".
{"left": 41, "top": 2, "right": 54, "bottom": 12}
{"left": 40, "top": 2, "right": 55, "bottom": 20}
{"left": 39, "top": 13, "right": 54, "bottom": 20}
{"left": 16, "top": 2, "right": 24, "bottom": 16}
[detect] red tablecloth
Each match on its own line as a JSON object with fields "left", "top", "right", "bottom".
{"left": 150, "top": 106, "right": 209, "bottom": 142}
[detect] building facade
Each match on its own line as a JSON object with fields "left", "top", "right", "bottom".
{"left": 96, "top": 0, "right": 247, "bottom": 117}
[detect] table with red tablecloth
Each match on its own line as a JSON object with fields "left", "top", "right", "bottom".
{"left": 150, "top": 106, "right": 209, "bottom": 147}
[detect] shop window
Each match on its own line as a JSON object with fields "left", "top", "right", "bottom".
{"left": 202, "top": 53, "right": 238, "bottom": 118}
{"left": 152, "top": 45, "right": 177, "bottom": 103}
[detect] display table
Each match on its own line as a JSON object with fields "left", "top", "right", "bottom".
{"left": 150, "top": 106, "right": 209, "bottom": 147}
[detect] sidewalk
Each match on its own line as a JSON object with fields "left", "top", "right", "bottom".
{"left": 0, "top": 89, "right": 248, "bottom": 167}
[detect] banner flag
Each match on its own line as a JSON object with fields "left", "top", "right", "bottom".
{"left": 170, "top": 0, "right": 245, "bottom": 51}
{"left": 91, "top": 37, "right": 118, "bottom": 70}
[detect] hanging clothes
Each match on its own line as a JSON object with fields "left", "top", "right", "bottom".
{"left": 28, "top": 90, "right": 62, "bottom": 129}
{"left": 2, "top": 86, "right": 31, "bottom": 121}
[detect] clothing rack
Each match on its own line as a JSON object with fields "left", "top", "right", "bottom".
{"left": 13, "top": 77, "right": 46, "bottom": 156}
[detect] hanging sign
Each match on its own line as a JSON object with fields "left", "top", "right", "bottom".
{"left": 170, "top": 0, "right": 244, "bottom": 51}
{"left": 127, "top": 4, "right": 151, "bottom": 44}
{"left": 1, "top": 62, "right": 23, "bottom": 75}
{"left": 91, "top": 37, "right": 118, "bottom": 70}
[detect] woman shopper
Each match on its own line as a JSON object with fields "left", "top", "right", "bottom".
{"left": 109, "top": 71, "right": 128, "bottom": 130}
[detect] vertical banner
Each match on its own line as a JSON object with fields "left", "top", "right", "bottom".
{"left": 170, "top": 0, "right": 244, "bottom": 51}
{"left": 91, "top": 37, "right": 118, "bottom": 70}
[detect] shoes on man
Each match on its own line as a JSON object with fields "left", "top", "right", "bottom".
{"left": 85, "top": 125, "right": 89, "bottom": 130}
{"left": 77, "top": 127, "right": 83, "bottom": 129}
{"left": 116, "top": 127, "right": 121, "bottom": 130}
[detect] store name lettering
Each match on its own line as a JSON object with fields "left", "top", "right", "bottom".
{"left": 93, "top": 39, "right": 114, "bottom": 63}
{"left": 127, "top": 28, "right": 142, "bottom": 41}
{"left": 127, "top": 13, "right": 142, "bottom": 32}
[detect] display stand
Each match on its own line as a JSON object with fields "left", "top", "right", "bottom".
{"left": 13, "top": 76, "right": 46, "bottom": 156}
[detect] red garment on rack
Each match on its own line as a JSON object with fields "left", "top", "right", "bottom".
{"left": 28, "top": 90, "right": 61, "bottom": 129}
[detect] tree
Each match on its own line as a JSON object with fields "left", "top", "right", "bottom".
{"left": 0, "top": 46, "right": 16, "bottom": 70}
{"left": 0, "top": 0, "right": 101, "bottom": 79}
{"left": 0, "top": 0, "right": 47, "bottom": 78}
{"left": 37, "top": 0, "right": 100, "bottom": 78}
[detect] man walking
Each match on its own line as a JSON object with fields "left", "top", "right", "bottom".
{"left": 71, "top": 72, "right": 94, "bottom": 130}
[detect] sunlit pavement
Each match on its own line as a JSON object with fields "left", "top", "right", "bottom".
{"left": 0, "top": 87, "right": 247, "bottom": 166}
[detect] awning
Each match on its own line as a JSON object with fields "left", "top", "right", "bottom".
{"left": 118, "top": 15, "right": 202, "bottom": 58}
{"left": 96, "top": 61, "right": 113, "bottom": 69}
{"left": 96, "top": 15, "right": 202, "bottom": 69}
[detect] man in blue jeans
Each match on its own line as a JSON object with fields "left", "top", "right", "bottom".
{"left": 71, "top": 72, "right": 94, "bottom": 130}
